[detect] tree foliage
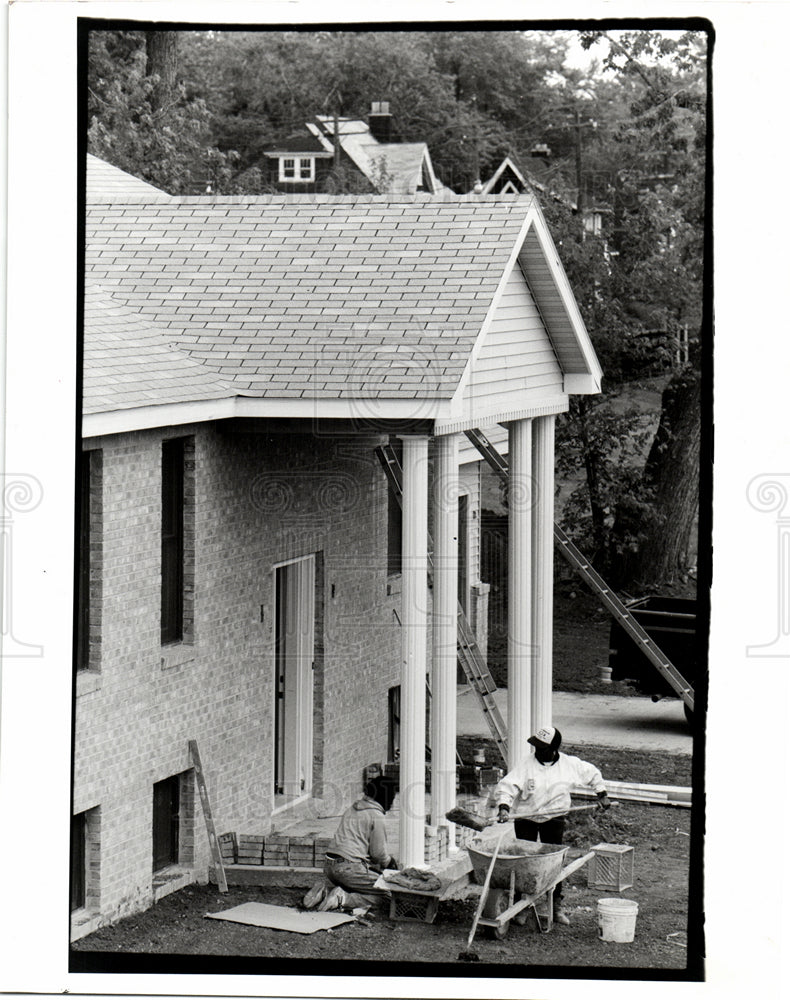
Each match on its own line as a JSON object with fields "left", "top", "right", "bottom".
{"left": 86, "top": 26, "right": 708, "bottom": 588}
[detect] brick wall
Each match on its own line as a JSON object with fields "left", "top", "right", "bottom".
{"left": 73, "top": 422, "right": 401, "bottom": 932}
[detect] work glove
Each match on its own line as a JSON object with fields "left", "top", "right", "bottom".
{"left": 497, "top": 805, "right": 511, "bottom": 824}
{"left": 596, "top": 791, "right": 611, "bottom": 811}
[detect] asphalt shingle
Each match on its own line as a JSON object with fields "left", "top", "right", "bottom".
{"left": 86, "top": 194, "right": 535, "bottom": 404}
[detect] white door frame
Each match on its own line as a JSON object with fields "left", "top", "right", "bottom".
{"left": 273, "top": 554, "right": 315, "bottom": 803}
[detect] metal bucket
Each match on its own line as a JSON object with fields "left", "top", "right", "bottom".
{"left": 468, "top": 837, "right": 569, "bottom": 896}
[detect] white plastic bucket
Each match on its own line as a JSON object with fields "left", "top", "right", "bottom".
{"left": 597, "top": 897, "right": 638, "bottom": 942}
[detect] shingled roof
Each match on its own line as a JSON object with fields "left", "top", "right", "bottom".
{"left": 87, "top": 195, "right": 535, "bottom": 400}
{"left": 86, "top": 154, "right": 171, "bottom": 202}
{"left": 84, "top": 284, "right": 235, "bottom": 415}
{"left": 84, "top": 182, "right": 601, "bottom": 434}
{"left": 314, "top": 116, "right": 442, "bottom": 195}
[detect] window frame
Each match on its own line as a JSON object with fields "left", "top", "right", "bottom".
{"left": 278, "top": 155, "right": 315, "bottom": 183}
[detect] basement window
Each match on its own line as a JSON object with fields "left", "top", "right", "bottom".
{"left": 152, "top": 771, "right": 196, "bottom": 874}
{"left": 279, "top": 156, "right": 315, "bottom": 182}
{"left": 70, "top": 806, "right": 100, "bottom": 915}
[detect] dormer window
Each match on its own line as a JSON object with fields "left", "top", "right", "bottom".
{"left": 279, "top": 156, "right": 315, "bottom": 183}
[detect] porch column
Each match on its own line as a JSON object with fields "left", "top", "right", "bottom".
{"left": 531, "top": 414, "right": 555, "bottom": 732}
{"left": 431, "top": 433, "right": 459, "bottom": 846}
{"left": 399, "top": 434, "right": 429, "bottom": 868}
{"left": 508, "top": 418, "right": 533, "bottom": 767}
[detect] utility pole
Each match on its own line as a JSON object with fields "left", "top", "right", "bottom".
{"left": 574, "top": 109, "right": 585, "bottom": 214}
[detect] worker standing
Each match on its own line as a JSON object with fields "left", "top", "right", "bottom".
{"left": 494, "top": 726, "right": 610, "bottom": 925}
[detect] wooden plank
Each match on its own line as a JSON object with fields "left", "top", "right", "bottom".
{"left": 209, "top": 864, "right": 321, "bottom": 888}
{"left": 188, "top": 740, "right": 228, "bottom": 893}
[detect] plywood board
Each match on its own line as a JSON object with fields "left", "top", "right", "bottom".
{"left": 205, "top": 902, "right": 354, "bottom": 934}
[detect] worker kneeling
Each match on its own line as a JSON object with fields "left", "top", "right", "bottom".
{"left": 303, "top": 775, "right": 399, "bottom": 914}
{"left": 494, "top": 726, "right": 610, "bottom": 926}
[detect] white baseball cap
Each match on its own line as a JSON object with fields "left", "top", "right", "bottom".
{"left": 528, "top": 726, "right": 561, "bottom": 750}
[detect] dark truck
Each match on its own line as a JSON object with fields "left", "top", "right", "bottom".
{"left": 608, "top": 596, "right": 699, "bottom": 721}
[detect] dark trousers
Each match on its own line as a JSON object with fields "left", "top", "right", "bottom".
{"left": 514, "top": 816, "right": 567, "bottom": 904}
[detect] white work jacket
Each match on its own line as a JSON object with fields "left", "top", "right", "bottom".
{"left": 494, "top": 751, "right": 606, "bottom": 822}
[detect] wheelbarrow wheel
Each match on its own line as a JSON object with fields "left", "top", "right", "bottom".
{"left": 482, "top": 888, "right": 511, "bottom": 939}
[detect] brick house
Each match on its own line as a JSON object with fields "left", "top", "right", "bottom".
{"left": 72, "top": 158, "right": 601, "bottom": 938}
{"left": 262, "top": 102, "right": 443, "bottom": 194}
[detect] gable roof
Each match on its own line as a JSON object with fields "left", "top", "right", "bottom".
{"left": 86, "top": 153, "right": 171, "bottom": 201}
{"left": 314, "top": 116, "right": 442, "bottom": 195}
{"left": 478, "top": 155, "right": 577, "bottom": 211}
{"left": 263, "top": 130, "right": 335, "bottom": 156}
{"left": 84, "top": 182, "right": 600, "bottom": 436}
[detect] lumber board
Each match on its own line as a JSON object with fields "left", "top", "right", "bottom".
{"left": 209, "top": 864, "right": 321, "bottom": 888}
{"left": 189, "top": 740, "right": 228, "bottom": 893}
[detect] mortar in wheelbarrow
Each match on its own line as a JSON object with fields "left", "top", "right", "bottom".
{"left": 468, "top": 836, "right": 569, "bottom": 896}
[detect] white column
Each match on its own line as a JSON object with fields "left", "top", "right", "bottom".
{"left": 531, "top": 415, "right": 555, "bottom": 732}
{"left": 508, "top": 419, "right": 533, "bottom": 768}
{"left": 431, "top": 433, "right": 459, "bottom": 845}
{"left": 399, "top": 435, "right": 429, "bottom": 868}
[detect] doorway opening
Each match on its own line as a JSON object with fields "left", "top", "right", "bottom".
{"left": 274, "top": 554, "right": 316, "bottom": 802}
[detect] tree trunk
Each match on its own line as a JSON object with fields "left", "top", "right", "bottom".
{"left": 630, "top": 368, "right": 701, "bottom": 587}
{"left": 145, "top": 31, "right": 178, "bottom": 112}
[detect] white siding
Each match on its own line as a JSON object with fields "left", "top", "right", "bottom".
{"left": 461, "top": 263, "right": 564, "bottom": 420}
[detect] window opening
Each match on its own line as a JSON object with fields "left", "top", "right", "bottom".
{"left": 388, "top": 685, "right": 401, "bottom": 763}
{"left": 279, "top": 156, "right": 315, "bottom": 183}
{"left": 458, "top": 494, "right": 470, "bottom": 615}
{"left": 387, "top": 440, "right": 403, "bottom": 576}
{"left": 161, "top": 438, "right": 184, "bottom": 643}
{"left": 77, "top": 450, "right": 102, "bottom": 671}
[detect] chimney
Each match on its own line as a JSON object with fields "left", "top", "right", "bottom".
{"left": 369, "top": 101, "right": 393, "bottom": 143}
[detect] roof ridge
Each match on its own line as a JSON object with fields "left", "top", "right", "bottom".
{"left": 88, "top": 191, "right": 533, "bottom": 206}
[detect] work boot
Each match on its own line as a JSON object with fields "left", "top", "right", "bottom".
{"left": 553, "top": 905, "right": 570, "bottom": 926}
{"left": 317, "top": 885, "right": 348, "bottom": 911}
{"left": 302, "top": 880, "right": 329, "bottom": 910}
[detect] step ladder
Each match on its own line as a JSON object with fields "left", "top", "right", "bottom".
{"left": 465, "top": 429, "right": 694, "bottom": 713}
{"left": 375, "top": 444, "right": 509, "bottom": 761}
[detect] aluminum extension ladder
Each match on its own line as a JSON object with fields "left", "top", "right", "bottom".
{"left": 375, "top": 444, "right": 509, "bottom": 762}
{"left": 464, "top": 428, "right": 694, "bottom": 713}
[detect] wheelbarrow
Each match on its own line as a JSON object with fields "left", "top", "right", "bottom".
{"left": 465, "top": 834, "right": 596, "bottom": 942}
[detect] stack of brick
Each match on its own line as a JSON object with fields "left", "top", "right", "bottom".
{"left": 423, "top": 825, "right": 450, "bottom": 865}
{"left": 454, "top": 824, "right": 477, "bottom": 850}
{"left": 217, "top": 832, "right": 333, "bottom": 869}
{"left": 263, "top": 834, "right": 290, "bottom": 867}
{"left": 237, "top": 835, "right": 265, "bottom": 864}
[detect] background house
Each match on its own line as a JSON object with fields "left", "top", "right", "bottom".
{"left": 72, "top": 157, "right": 600, "bottom": 938}
{"left": 262, "top": 102, "right": 443, "bottom": 195}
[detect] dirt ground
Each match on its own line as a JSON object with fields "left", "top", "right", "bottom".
{"left": 72, "top": 745, "right": 700, "bottom": 979}
{"left": 71, "top": 559, "right": 702, "bottom": 980}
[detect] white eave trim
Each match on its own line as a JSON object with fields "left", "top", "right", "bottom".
{"left": 481, "top": 156, "right": 527, "bottom": 195}
{"left": 564, "top": 373, "right": 601, "bottom": 394}
{"left": 82, "top": 395, "right": 452, "bottom": 438}
{"left": 434, "top": 396, "right": 568, "bottom": 436}
{"left": 525, "top": 203, "right": 604, "bottom": 386}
